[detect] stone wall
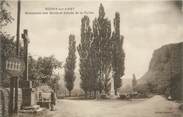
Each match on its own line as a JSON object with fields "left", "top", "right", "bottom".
{"left": 0, "top": 88, "right": 9, "bottom": 117}
{"left": 0, "top": 88, "right": 22, "bottom": 117}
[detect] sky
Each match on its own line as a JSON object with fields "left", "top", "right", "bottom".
{"left": 3, "top": 0, "right": 183, "bottom": 80}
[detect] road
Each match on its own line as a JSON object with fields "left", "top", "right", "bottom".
{"left": 46, "top": 96, "right": 182, "bottom": 117}
{"left": 48, "top": 99, "right": 142, "bottom": 117}
{"left": 17, "top": 96, "right": 183, "bottom": 117}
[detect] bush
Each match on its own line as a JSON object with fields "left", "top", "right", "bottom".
{"left": 119, "top": 94, "right": 127, "bottom": 99}
{"left": 100, "top": 94, "right": 107, "bottom": 99}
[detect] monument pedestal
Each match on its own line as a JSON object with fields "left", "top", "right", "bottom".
{"left": 20, "top": 30, "right": 40, "bottom": 112}
{"left": 22, "top": 88, "right": 36, "bottom": 107}
{"left": 110, "top": 78, "right": 115, "bottom": 96}
{"left": 109, "top": 78, "right": 119, "bottom": 99}
{"left": 21, "top": 81, "right": 37, "bottom": 108}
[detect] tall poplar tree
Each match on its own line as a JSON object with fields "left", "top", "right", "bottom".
{"left": 64, "top": 34, "right": 76, "bottom": 96}
{"left": 92, "top": 4, "right": 112, "bottom": 94}
{"left": 112, "top": 12, "right": 125, "bottom": 95}
{"left": 77, "top": 16, "right": 93, "bottom": 97}
{"left": 78, "top": 4, "right": 125, "bottom": 96}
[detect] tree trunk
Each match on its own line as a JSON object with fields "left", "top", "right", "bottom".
{"left": 69, "top": 91, "right": 71, "bottom": 97}
{"left": 115, "top": 89, "right": 117, "bottom": 95}
{"left": 65, "top": 90, "right": 67, "bottom": 96}
{"left": 89, "top": 91, "right": 92, "bottom": 97}
{"left": 84, "top": 91, "right": 87, "bottom": 99}
{"left": 99, "top": 89, "right": 102, "bottom": 94}
{"left": 94, "top": 90, "right": 96, "bottom": 98}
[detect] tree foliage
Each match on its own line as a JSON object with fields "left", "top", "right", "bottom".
{"left": 77, "top": 16, "right": 93, "bottom": 96}
{"left": 36, "top": 55, "right": 62, "bottom": 82}
{"left": 92, "top": 3, "right": 112, "bottom": 93}
{"left": 48, "top": 74, "right": 60, "bottom": 93}
{"left": 28, "top": 55, "right": 62, "bottom": 88}
{"left": 0, "top": 34, "right": 24, "bottom": 87}
{"left": 28, "top": 56, "right": 39, "bottom": 87}
{"left": 0, "top": 0, "right": 17, "bottom": 86}
{"left": 78, "top": 4, "right": 125, "bottom": 96}
{"left": 0, "top": 0, "right": 14, "bottom": 28}
{"left": 111, "top": 12, "right": 125, "bottom": 95}
{"left": 64, "top": 34, "right": 76, "bottom": 96}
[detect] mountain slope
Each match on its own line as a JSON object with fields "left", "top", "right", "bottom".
{"left": 137, "top": 42, "right": 183, "bottom": 99}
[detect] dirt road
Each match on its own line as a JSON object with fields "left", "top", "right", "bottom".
{"left": 17, "top": 96, "right": 183, "bottom": 117}
{"left": 46, "top": 96, "right": 182, "bottom": 117}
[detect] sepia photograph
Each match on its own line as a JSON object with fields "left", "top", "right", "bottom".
{"left": 0, "top": 0, "right": 183, "bottom": 117}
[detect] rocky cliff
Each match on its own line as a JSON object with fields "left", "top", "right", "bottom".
{"left": 137, "top": 42, "right": 183, "bottom": 100}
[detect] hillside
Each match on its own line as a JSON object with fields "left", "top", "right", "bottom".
{"left": 137, "top": 42, "right": 183, "bottom": 100}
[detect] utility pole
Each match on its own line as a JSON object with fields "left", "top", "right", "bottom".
{"left": 14, "top": 0, "right": 21, "bottom": 113}
{"left": 181, "top": 43, "right": 183, "bottom": 101}
{"left": 0, "top": 29, "right": 2, "bottom": 87}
